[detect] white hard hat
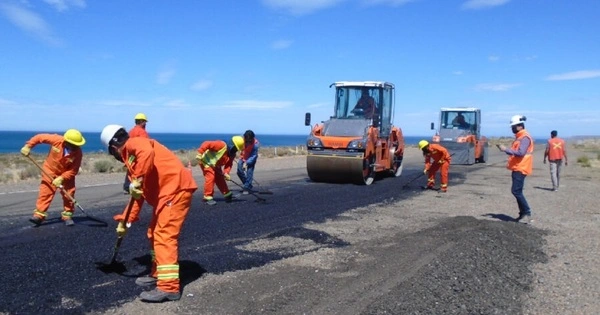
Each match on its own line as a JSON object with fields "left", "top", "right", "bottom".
{"left": 100, "top": 124, "right": 126, "bottom": 150}
{"left": 510, "top": 115, "right": 526, "bottom": 126}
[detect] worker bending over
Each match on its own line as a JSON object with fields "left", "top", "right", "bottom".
{"left": 101, "top": 124, "right": 198, "bottom": 303}
{"left": 196, "top": 136, "right": 244, "bottom": 205}
{"left": 236, "top": 130, "right": 259, "bottom": 194}
{"left": 21, "top": 129, "right": 86, "bottom": 226}
{"left": 419, "top": 140, "right": 451, "bottom": 192}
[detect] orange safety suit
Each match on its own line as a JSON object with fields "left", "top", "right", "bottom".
{"left": 115, "top": 137, "right": 198, "bottom": 294}
{"left": 26, "top": 134, "right": 82, "bottom": 221}
{"left": 424, "top": 143, "right": 451, "bottom": 191}
{"left": 197, "top": 140, "right": 234, "bottom": 201}
{"left": 507, "top": 130, "right": 534, "bottom": 175}
{"left": 129, "top": 125, "right": 149, "bottom": 138}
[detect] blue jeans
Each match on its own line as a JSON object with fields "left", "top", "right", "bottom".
{"left": 511, "top": 171, "right": 531, "bottom": 216}
{"left": 237, "top": 162, "right": 254, "bottom": 191}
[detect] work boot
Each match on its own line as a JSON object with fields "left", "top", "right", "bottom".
{"left": 135, "top": 276, "right": 157, "bottom": 287}
{"left": 139, "top": 288, "right": 181, "bottom": 303}
{"left": 515, "top": 214, "right": 532, "bottom": 224}
{"left": 64, "top": 219, "right": 75, "bottom": 226}
{"left": 204, "top": 199, "right": 217, "bottom": 206}
{"left": 29, "top": 216, "right": 43, "bottom": 226}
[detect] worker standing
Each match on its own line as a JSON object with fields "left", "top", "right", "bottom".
{"left": 21, "top": 130, "right": 86, "bottom": 226}
{"left": 543, "top": 130, "right": 567, "bottom": 191}
{"left": 123, "top": 113, "right": 150, "bottom": 194}
{"left": 418, "top": 140, "right": 451, "bottom": 192}
{"left": 498, "top": 115, "right": 534, "bottom": 224}
{"left": 100, "top": 124, "right": 198, "bottom": 303}
{"left": 196, "top": 136, "right": 244, "bottom": 205}
{"left": 236, "top": 130, "right": 259, "bottom": 194}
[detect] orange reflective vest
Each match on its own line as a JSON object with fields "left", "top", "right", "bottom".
{"left": 129, "top": 125, "right": 149, "bottom": 138}
{"left": 546, "top": 137, "right": 565, "bottom": 161}
{"left": 424, "top": 143, "right": 451, "bottom": 169}
{"left": 507, "top": 130, "right": 534, "bottom": 175}
{"left": 241, "top": 139, "right": 259, "bottom": 163}
{"left": 26, "top": 134, "right": 82, "bottom": 180}
{"left": 197, "top": 140, "right": 234, "bottom": 174}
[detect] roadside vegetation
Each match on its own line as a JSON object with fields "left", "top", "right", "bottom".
{"left": 0, "top": 146, "right": 309, "bottom": 184}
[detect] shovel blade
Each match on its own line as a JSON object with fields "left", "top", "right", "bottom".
{"left": 95, "top": 261, "right": 127, "bottom": 274}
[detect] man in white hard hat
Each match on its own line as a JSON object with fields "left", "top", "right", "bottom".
{"left": 21, "top": 129, "right": 86, "bottom": 226}
{"left": 100, "top": 124, "right": 197, "bottom": 303}
{"left": 497, "top": 115, "right": 534, "bottom": 224}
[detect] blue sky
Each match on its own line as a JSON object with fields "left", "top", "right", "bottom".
{"left": 0, "top": 0, "right": 598, "bottom": 138}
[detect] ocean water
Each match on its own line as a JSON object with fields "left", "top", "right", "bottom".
{"left": 0, "top": 130, "right": 505, "bottom": 154}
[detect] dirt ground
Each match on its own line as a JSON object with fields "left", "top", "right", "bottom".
{"left": 1, "top": 143, "right": 598, "bottom": 314}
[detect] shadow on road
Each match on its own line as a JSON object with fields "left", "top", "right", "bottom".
{"left": 482, "top": 213, "right": 516, "bottom": 222}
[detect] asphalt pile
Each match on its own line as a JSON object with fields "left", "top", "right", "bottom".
{"left": 363, "top": 216, "right": 548, "bottom": 314}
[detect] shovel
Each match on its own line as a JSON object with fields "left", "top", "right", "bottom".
{"left": 26, "top": 155, "right": 108, "bottom": 226}
{"left": 96, "top": 197, "right": 136, "bottom": 274}
{"left": 228, "top": 178, "right": 267, "bottom": 203}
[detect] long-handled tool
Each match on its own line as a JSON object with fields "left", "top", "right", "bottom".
{"left": 228, "top": 178, "right": 267, "bottom": 203}
{"left": 235, "top": 159, "right": 273, "bottom": 195}
{"left": 26, "top": 155, "right": 108, "bottom": 226}
{"left": 96, "top": 197, "right": 136, "bottom": 274}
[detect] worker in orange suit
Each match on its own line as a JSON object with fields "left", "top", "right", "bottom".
{"left": 100, "top": 124, "right": 198, "bottom": 303}
{"left": 418, "top": 140, "right": 451, "bottom": 192}
{"left": 123, "top": 113, "right": 150, "bottom": 194}
{"left": 196, "top": 136, "right": 244, "bottom": 205}
{"left": 20, "top": 129, "right": 86, "bottom": 226}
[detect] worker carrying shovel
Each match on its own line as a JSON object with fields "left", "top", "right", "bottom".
{"left": 100, "top": 124, "right": 198, "bottom": 303}
{"left": 21, "top": 129, "right": 86, "bottom": 226}
{"left": 196, "top": 136, "right": 244, "bottom": 205}
{"left": 418, "top": 140, "right": 452, "bottom": 193}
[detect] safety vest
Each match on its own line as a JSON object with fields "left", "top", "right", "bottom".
{"left": 242, "top": 139, "right": 259, "bottom": 161}
{"left": 547, "top": 137, "right": 565, "bottom": 161}
{"left": 507, "top": 130, "right": 534, "bottom": 175}
{"left": 199, "top": 144, "right": 227, "bottom": 167}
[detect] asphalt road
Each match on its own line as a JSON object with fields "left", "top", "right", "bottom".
{"left": 0, "top": 148, "right": 545, "bottom": 314}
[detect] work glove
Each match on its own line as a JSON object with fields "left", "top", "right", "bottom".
{"left": 243, "top": 162, "right": 248, "bottom": 171}
{"left": 438, "top": 160, "right": 445, "bottom": 164}
{"left": 52, "top": 176, "right": 64, "bottom": 187}
{"left": 129, "top": 179, "right": 143, "bottom": 200}
{"left": 423, "top": 168, "right": 428, "bottom": 175}
{"left": 20, "top": 145, "right": 31, "bottom": 156}
{"left": 224, "top": 173, "right": 231, "bottom": 181}
{"left": 113, "top": 213, "right": 139, "bottom": 224}
{"left": 116, "top": 221, "right": 127, "bottom": 237}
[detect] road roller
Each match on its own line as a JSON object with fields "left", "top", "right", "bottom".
{"left": 304, "top": 81, "right": 405, "bottom": 185}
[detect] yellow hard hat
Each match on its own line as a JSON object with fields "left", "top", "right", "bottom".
{"left": 418, "top": 140, "right": 429, "bottom": 150}
{"left": 232, "top": 136, "right": 244, "bottom": 152}
{"left": 63, "top": 129, "right": 86, "bottom": 146}
{"left": 134, "top": 113, "right": 148, "bottom": 121}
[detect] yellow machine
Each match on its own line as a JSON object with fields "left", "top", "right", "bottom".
{"left": 304, "top": 81, "right": 405, "bottom": 185}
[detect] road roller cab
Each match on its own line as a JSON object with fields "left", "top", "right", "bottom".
{"left": 304, "top": 81, "right": 405, "bottom": 185}
{"left": 430, "top": 107, "right": 488, "bottom": 164}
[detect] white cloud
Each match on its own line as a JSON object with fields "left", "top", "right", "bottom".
{"left": 545, "top": 70, "right": 600, "bottom": 81}
{"left": 271, "top": 39, "right": 293, "bottom": 50}
{"left": 307, "top": 102, "right": 329, "bottom": 108}
{"left": 461, "top": 0, "right": 510, "bottom": 10}
{"left": 474, "top": 83, "right": 521, "bottom": 92}
{"left": 261, "top": 0, "right": 344, "bottom": 15}
{"left": 488, "top": 55, "right": 500, "bottom": 62}
{"left": 190, "top": 79, "right": 213, "bottom": 91}
{"left": 164, "top": 99, "right": 190, "bottom": 108}
{"left": 95, "top": 100, "right": 152, "bottom": 107}
{"left": 0, "top": 2, "right": 62, "bottom": 45}
{"left": 453, "top": 71, "right": 463, "bottom": 75}
{"left": 220, "top": 100, "right": 292, "bottom": 110}
{"left": 43, "top": 0, "right": 86, "bottom": 12}
{"left": 156, "top": 67, "right": 176, "bottom": 85}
